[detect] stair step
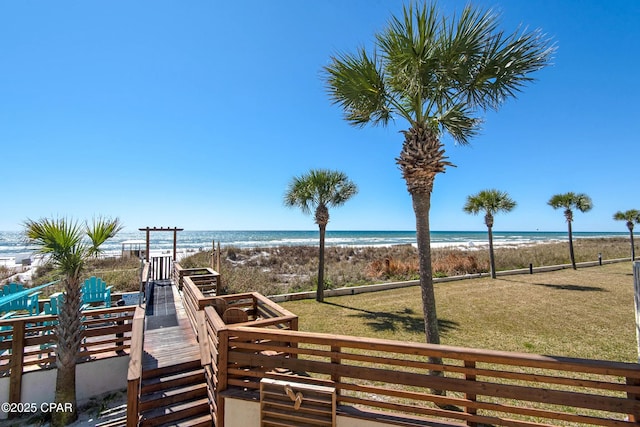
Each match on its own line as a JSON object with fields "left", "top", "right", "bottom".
{"left": 141, "top": 367, "right": 205, "bottom": 394}
{"left": 140, "top": 383, "right": 208, "bottom": 412}
{"left": 95, "top": 416, "right": 126, "bottom": 427}
{"left": 171, "top": 413, "right": 213, "bottom": 427}
{"left": 142, "top": 358, "right": 201, "bottom": 380}
{"left": 140, "top": 397, "right": 210, "bottom": 427}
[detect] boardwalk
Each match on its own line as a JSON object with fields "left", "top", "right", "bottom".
{"left": 142, "top": 280, "right": 200, "bottom": 370}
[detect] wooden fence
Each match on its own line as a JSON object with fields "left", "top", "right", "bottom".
{"left": 205, "top": 317, "right": 640, "bottom": 427}
{"left": 0, "top": 305, "right": 137, "bottom": 408}
{"left": 131, "top": 261, "right": 640, "bottom": 426}
{"left": 198, "top": 295, "right": 299, "bottom": 427}
{"left": 173, "top": 263, "right": 220, "bottom": 292}
{"left": 149, "top": 255, "right": 173, "bottom": 281}
{"left": 126, "top": 306, "right": 145, "bottom": 427}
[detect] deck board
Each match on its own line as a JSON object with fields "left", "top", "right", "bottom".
{"left": 142, "top": 281, "right": 200, "bottom": 371}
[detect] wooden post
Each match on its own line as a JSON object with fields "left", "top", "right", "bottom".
{"left": 173, "top": 228, "right": 178, "bottom": 261}
{"left": 217, "top": 241, "right": 221, "bottom": 272}
{"left": 216, "top": 329, "right": 229, "bottom": 427}
{"left": 330, "top": 345, "right": 340, "bottom": 397}
{"left": 144, "top": 228, "right": 150, "bottom": 262}
{"left": 627, "top": 376, "right": 640, "bottom": 422}
{"left": 464, "top": 360, "right": 477, "bottom": 427}
{"left": 139, "top": 227, "right": 183, "bottom": 264}
{"left": 9, "top": 321, "right": 25, "bottom": 416}
{"left": 211, "top": 240, "right": 217, "bottom": 271}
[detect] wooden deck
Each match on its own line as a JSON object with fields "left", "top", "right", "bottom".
{"left": 142, "top": 280, "right": 200, "bottom": 371}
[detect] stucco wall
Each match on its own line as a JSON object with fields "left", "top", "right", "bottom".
{"left": 223, "top": 396, "right": 405, "bottom": 427}
{"left": 0, "top": 356, "right": 128, "bottom": 420}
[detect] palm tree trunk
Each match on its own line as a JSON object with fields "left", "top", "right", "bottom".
{"left": 568, "top": 221, "right": 576, "bottom": 269}
{"left": 411, "top": 191, "right": 445, "bottom": 396}
{"left": 51, "top": 278, "right": 83, "bottom": 426}
{"left": 629, "top": 226, "right": 635, "bottom": 261}
{"left": 488, "top": 225, "right": 496, "bottom": 279}
{"left": 412, "top": 192, "right": 440, "bottom": 345}
{"left": 317, "top": 224, "right": 326, "bottom": 302}
{"left": 52, "top": 363, "right": 77, "bottom": 426}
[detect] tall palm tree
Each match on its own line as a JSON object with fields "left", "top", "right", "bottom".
{"left": 463, "top": 189, "right": 516, "bottom": 279}
{"left": 284, "top": 169, "right": 357, "bottom": 302}
{"left": 548, "top": 192, "right": 592, "bottom": 270}
{"left": 324, "top": 2, "right": 553, "bottom": 347}
{"left": 24, "top": 216, "right": 122, "bottom": 427}
{"left": 613, "top": 209, "right": 640, "bottom": 261}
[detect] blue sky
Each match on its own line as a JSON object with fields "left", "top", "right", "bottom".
{"left": 0, "top": 1, "right": 637, "bottom": 233}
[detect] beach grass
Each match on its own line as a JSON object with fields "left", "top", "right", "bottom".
{"left": 28, "top": 256, "right": 141, "bottom": 295}
{"left": 280, "top": 261, "right": 637, "bottom": 362}
{"left": 179, "top": 237, "right": 636, "bottom": 296}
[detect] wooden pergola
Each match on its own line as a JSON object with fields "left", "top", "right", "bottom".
{"left": 138, "top": 227, "right": 184, "bottom": 262}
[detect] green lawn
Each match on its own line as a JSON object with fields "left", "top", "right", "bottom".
{"left": 281, "top": 261, "right": 638, "bottom": 363}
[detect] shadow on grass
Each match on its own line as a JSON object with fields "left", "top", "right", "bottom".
{"left": 322, "top": 301, "right": 458, "bottom": 334}
{"left": 534, "top": 283, "right": 606, "bottom": 291}
{"left": 497, "top": 278, "right": 606, "bottom": 292}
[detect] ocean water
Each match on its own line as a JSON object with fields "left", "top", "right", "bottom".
{"left": 0, "top": 229, "right": 627, "bottom": 261}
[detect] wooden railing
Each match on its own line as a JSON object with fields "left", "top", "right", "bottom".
{"left": 126, "top": 306, "right": 145, "bottom": 427}
{"left": 0, "top": 305, "right": 137, "bottom": 407}
{"left": 206, "top": 318, "right": 640, "bottom": 427}
{"left": 173, "top": 263, "right": 220, "bottom": 291}
{"left": 199, "top": 294, "right": 299, "bottom": 427}
{"left": 177, "top": 263, "right": 221, "bottom": 332}
{"left": 149, "top": 255, "right": 173, "bottom": 281}
{"left": 175, "top": 269, "right": 298, "bottom": 427}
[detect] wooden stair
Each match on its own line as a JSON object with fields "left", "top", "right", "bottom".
{"left": 139, "top": 359, "right": 212, "bottom": 427}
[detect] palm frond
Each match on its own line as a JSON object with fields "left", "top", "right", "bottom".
{"left": 24, "top": 217, "right": 87, "bottom": 275}
{"left": 323, "top": 1, "right": 553, "bottom": 149}
{"left": 548, "top": 192, "right": 593, "bottom": 213}
{"left": 284, "top": 169, "right": 358, "bottom": 218}
{"left": 324, "top": 48, "right": 393, "bottom": 127}
{"left": 437, "top": 105, "right": 481, "bottom": 145}
{"left": 464, "top": 189, "right": 517, "bottom": 216}
{"left": 464, "top": 25, "right": 555, "bottom": 110}
{"left": 613, "top": 209, "right": 640, "bottom": 223}
{"left": 86, "top": 216, "right": 123, "bottom": 257}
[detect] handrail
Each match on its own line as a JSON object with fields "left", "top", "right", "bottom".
{"left": 209, "top": 321, "right": 640, "bottom": 426}
{"left": 126, "top": 306, "right": 145, "bottom": 427}
{"left": 139, "top": 260, "right": 150, "bottom": 306}
{"left": 0, "top": 280, "right": 60, "bottom": 312}
{"left": 174, "top": 262, "right": 219, "bottom": 291}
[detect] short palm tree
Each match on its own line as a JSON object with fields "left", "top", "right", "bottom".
{"left": 613, "top": 209, "right": 640, "bottom": 261}
{"left": 548, "top": 193, "right": 592, "bottom": 270}
{"left": 24, "top": 216, "right": 122, "bottom": 427}
{"left": 324, "top": 2, "right": 553, "bottom": 346}
{"left": 463, "top": 189, "right": 516, "bottom": 279}
{"left": 284, "top": 169, "right": 357, "bottom": 302}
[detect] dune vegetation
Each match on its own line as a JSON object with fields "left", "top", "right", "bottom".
{"left": 178, "top": 237, "right": 635, "bottom": 297}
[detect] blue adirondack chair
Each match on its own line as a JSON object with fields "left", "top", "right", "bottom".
{"left": 0, "top": 283, "right": 40, "bottom": 316}
{"left": 39, "top": 293, "right": 64, "bottom": 358}
{"left": 41, "top": 292, "right": 64, "bottom": 315}
{"left": 81, "top": 277, "right": 112, "bottom": 310}
{"left": 0, "top": 311, "right": 15, "bottom": 356}
{"left": 38, "top": 292, "right": 90, "bottom": 358}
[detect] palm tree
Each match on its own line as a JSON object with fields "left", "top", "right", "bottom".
{"left": 284, "top": 169, "right": 357, "bottom": 302}
{"left": 613, "top": 209, "right": 640, "bottom": 261}
{"left": 548, "top": 193, "right": 592, "bottom": 269}
{"left": 463, "top": 189, "right": 516, "bottom": 279}
{"left": 323, "top": 2, "right": 553, "bottom": 347}
{"left": 24, "top": 216, "right": 122, "bottom": 427}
